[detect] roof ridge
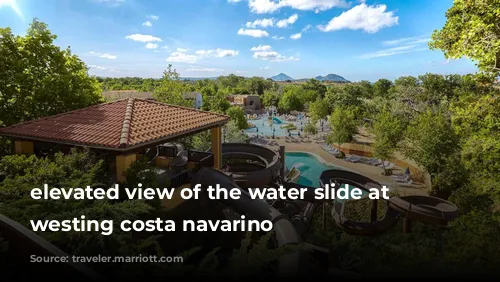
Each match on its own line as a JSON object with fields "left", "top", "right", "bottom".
{"left": 119, "top": 98, "right": 135, "bottom": 148}
{"left": 134, "top": 98, "right": 229, "bottom": 118}
{"left": 0, "top": 98, "right": 127, "bottom": 132}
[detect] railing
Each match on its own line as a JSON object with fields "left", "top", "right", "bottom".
{"left": 155, "top": 146, "right": 214, "bottom": 188}
{"left": 158, "top": 145, "right": 214, "bottom": 169}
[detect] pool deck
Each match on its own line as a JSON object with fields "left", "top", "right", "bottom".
{"left": 270, "top": 138, "right": 428, "bottom": 196}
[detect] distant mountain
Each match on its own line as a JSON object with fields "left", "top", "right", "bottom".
{"left": 315, "top": 74, "right": 349, "bottom": 82}
{"left": 269, "top": 73, "right": 349, "bottom": 82}
{"left": 271, "top": 73, "right": 294, "bottom": 81}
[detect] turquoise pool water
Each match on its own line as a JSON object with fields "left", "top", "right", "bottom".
{"left": 285, "top": 152, "right": 334, "bottom": 187}
{"left": 245, "top": 116, "right": 305, "bottom": 137}
{"left": 284, "top": 152, "right": 368, "bottom": 201}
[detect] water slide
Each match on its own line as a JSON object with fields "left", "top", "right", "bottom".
{"left": 272, "top": 116, "right": 282, "bottom": 124}
{"left": 220, "top": 143, "right": 281, "bottom": 187}
{"left": 319, "top": 169, "right": 400, "bottom": 237}
{"left": 190, "top": 167, "right": 309, "bottom": 275}
{"left": 318, "top": 169, "right": 459, "bottom": 236}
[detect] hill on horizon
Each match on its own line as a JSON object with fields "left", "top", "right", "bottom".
{"left": 269, "top": 73, "right": 349, "bottom": 82}
{"left": 270, "top": 73, "right": 294, "bottom": 81}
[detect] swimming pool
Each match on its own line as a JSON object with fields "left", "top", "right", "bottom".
{"left": 245, "top": 116, "right": 306, "bottom": 137}
{"left": 284, "top": 151, "right": 368, "bottom": 200}
{"left": 245, "top": 117, "right": 297, "bottom": 137}
{"left": 285, "top": 151, "right": 335, "bottom": 187}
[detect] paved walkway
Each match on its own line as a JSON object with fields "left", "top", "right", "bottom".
{"left": 260, "top": 137, "right": 428, "bottom": 196}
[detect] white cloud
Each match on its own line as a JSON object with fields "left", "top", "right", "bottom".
{"left": 125, "top": 34, "right": 162, "bottom": 42}
{"left": 148, "top": 15, "right": 159, "bottom": 20}
{"left": 382, "top": 36, "right": 430, "bottom": 46}
{"left": 246, "top": 18, "right": 275, "bottom": 28}
{"left": 186, "top": 67, "right": 224, "bottom": 72}
{"left": 100, "top": 54, "right": 117, "bottom": 59}
{"left": 167, "top": 48, "right": 239, "bottom": 64}
{"left": 250, "top": 45, "right": 272, "bottom": 51}
{"left": 272, "top": 35, "right": 285, "bottom": 40}
{"left": 237, "top": 28, "right": 269, "bottom": 37}
{"left": 260, "top": 65, "right": 271, "bottom": 70}
{"left": 88, "top": 64, "right": 118, "bottom": 72}
{"left": 88, "top": 64, "right": 106, "bottom": 70}
{"left": 318, "top": 3, "right": 398, "bottom": 33}
{"left": 166, "top": 52, "right": 198, "bottom": 64}
{"left": 88, "top": 51, "right": 117, "bottom": 60}
{"left": 356, "top": 33, "right": 430, "bottom": 59}
{"left": 248, "top": 0, "right": 350, "bottom": 14}
{"left": 276, "top": 14, "right": 298, "bottom": 28}
{"left": 145, "top": 43, "right": 158, "bottom": 49}
{"left": 357, "top": 45, "right": 427, "bottom": 59}
{"left": 289, "top": 25, "right": 312, "bottom": 40}
{"left": 95, "top": 0, "right": 125, "bottom": 7}
{"left": 253, "top": 51, "right": 299, "bottom": 62}
{"left": 195, "top": 48, "right": 239, "bottom": 58}
{"left": 228, "top": 0, "right": 243, "bottom": 2}
{"left": 251, "top": 45, "right": 298, "bottom": 62}
{"left": 245, "top": 14, "right": 299, "bottom": 29}
{"left": 142, "top": 21, "right": 152, "bottom": 27}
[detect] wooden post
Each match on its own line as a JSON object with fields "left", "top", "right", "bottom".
{"left": 403, "top": 218, "right": 412, "bottom": 233}
{"left": 279, "top": 145, "right": 285, "bottom": 180}
{"left": 116, "top": 153, "right": 137, "bottom": 183}
{"left": 14, "top": 141, "right": 34, "bottom": 155}
{"left": 370, "top": 199, "right": 378, "bottom": 223}
{"left": 211, "top": 126, "right": 222, "bottom": 170}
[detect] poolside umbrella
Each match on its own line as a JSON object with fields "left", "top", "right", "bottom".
{"left": 405, "top": 167, "right": 410, "bottom": 175}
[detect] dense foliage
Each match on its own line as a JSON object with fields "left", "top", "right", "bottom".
{"left": 2, "top": 2, "right": 500, "bottom": 276}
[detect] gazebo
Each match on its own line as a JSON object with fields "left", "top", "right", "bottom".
{"left": 0, "top": 98, "right": 229, "bottom": 183}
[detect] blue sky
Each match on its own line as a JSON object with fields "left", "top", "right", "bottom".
{"left": 1, "top": 0, "right": 478, "bottom": 81}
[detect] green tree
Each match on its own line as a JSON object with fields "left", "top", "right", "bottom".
{"left": 262, "top": 90, "right": 280, "bottom": 108}
{"left": 309, "top": 98, "right": 330, "bottom": 122}
{"left": 302, "top": 79, "right": 327, "bottom": 98}
{"left": 154, "top": 64, "right": 191, "bottom": 107}
{"left": 324, "top": 84, "right": 363, "bottom": 111}
{"left": 429, "top": 0, "right": 500, "bottom": 74}
{"left": 223, "top": 121, "right": 250, "bottom": 143}
{"left": 371, "top": 111, "right": 405, "bottom": 174}
{"left": 373, "top": 78, "right": 393, "bottom": 98}
{"left": 327, "top": 107, "right": 358, "bottom": 147}
{"left": 226, "top": 106, "right": 248, "bottom": 130}
{"left": 303, "top": 122, "right": 318, "bottom": 136}
{"left": 278, "top": 87, "right": 303, "bottom": 112}
{"left": 401, "top": 110, "right": 465, "bottom": 197}
{"left": 358, "top": 80, "right": 374, "bottom": 98}
{"left": 0, "top": 19, "right": 102, "bottom": 128}
{"left": 451, "top": 94, "right": 500, "bottom": 197}
{"left": 203, "top": 93, "right": 231, "bottom": 113}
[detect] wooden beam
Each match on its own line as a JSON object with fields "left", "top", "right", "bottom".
{"left": 14, "top": 141, "right": 34, "bottom": 155}
{"left": 211, "top": 126, "right": 222, "bottom": 169}
{"left": 116, "top": 153, "right": 137, "bottom": 183}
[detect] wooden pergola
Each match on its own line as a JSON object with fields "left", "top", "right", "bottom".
{"left": 0, "top": 98, "right": 229, "bottom": 182}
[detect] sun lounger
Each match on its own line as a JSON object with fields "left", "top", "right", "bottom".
{"left": 391, "top": 174, "right": 410, "bottom": 182}
{"left": 345, "top": 155, "right": 362, "bottom": 162}
{"left": 395, "top": 176, "right": 412, "bottom": 184}
{"left": 366, "top": 158, "right": 382, "bottom": 165}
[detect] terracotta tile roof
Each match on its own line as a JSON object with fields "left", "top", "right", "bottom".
{"left": 0, "top": 98, "right": 229, "bottom": 150}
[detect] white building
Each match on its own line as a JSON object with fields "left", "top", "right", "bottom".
{"left": 183, "top": 92, "right": 203, "bottom": 109}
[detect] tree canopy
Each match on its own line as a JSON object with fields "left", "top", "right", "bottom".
{"left": 0, "top": 19, "right": 102, "bottom": 128}
{"left": 429, "top": 0, "right": 500, "bottom": 74}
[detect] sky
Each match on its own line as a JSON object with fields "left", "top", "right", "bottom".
{"left": 1, "top": 0, "right": 479, "bottom": 81}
